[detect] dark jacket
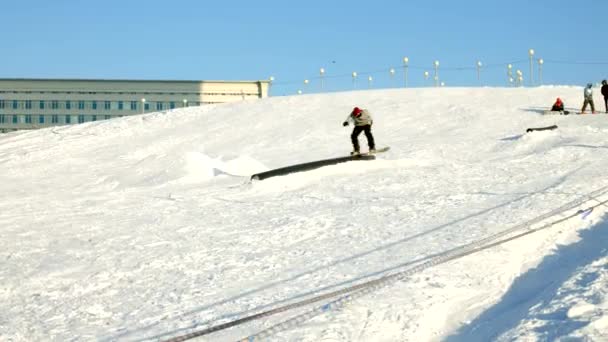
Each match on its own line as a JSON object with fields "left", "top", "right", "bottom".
{"left": 602, "top": 84, "right": 608, "bottom": 98}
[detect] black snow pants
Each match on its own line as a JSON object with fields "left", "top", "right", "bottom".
{"left": 351, "top": 124, "right": 375, "bottom": 152}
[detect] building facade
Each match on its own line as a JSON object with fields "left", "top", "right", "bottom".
{"left": 0, "top": 78, "right": 270, "bottom": 133}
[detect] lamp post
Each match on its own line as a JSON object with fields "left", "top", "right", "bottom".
{"left": 319, "top": 67, "right": 325, "bottom": 91}
{"left": 433, "top": 60, "right": 439, "bottom": 87}
{"left": 403, "top": 57, "right": 409, "bottom": 88}
{"left": 297, "top": 90, "right": 302, "bottom": 95}
{"left": 183, "top": 99, "right": 188, "bottom": 108}
{"left": 528, "top": 48, "right": 535, "bottom": 86}
{"left": 303, "top": 79, "right": 309, "bottom": 93}
{"left": 516, "top": 70, "right": 523, "bottom": 87}
{"left": 538, "top": 58, "right": 544, "bottom": 85}
{"left": 352, "top": 71, "right": 358, "bottom": 89}
{"left": 389, "top": 68, "right": 396, "bottom": 87}
{"left": 141, "top": 98, "right": 146, "bottom": 114}
{"left": 507, "top": 64, "right": 513, "bottom": 86}
{"left": 424, "top": 71, "right": 430, "bottom": 86}
{"left": 268, "top": 76, "right": 274, "bottom": 96}
{"left": 368, "top": 75, "right": 373, "bottom": 89}
{"left": 476, "top": 61, "right": 482, "bottom": 84}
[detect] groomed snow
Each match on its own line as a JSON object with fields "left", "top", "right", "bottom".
{"left": 1, "top": 86, "right": 607, "bottom": 341}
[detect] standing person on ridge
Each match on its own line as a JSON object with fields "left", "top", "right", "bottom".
{"left": 342, "top": 106, "right": 375, "bottom": 155}
{"left": 581, "top": 83, "right": 596, "bottom": 114}
{"left": 601, "top": 80, "right": 608, "bottom": 113}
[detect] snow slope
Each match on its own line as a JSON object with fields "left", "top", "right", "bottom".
{"left": 1, "top": 86, "right": 607, "bottom": 341}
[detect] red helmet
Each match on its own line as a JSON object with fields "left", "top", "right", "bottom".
{"left": 556, "top": 97, "right": 562, "bottom": 104}
{"left": 352, "top": 107, "right": 363, "bottom": 116}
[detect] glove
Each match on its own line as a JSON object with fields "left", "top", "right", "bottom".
{"left": 342, "top": 121, "right": 349, "bottom": 127}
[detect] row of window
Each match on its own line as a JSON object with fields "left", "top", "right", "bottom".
{"left": 0, "top": 114, "right": 116, "bottom": 125}
{"left": 0, "top": 100, "right": 203, "bottom": 111}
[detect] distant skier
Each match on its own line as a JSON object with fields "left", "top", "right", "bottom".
{"left": 581, "top": 83, "right": 596, "bottom": 114}
{"left": 342, "top": 106, "right": 375, "bottom": 155}
{"left": 551, "top": 97, "right": 564, "bottom": 112}
{"left": 601, "top": 80, "right": 608, "bottom": 113}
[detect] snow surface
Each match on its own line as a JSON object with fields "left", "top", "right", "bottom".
{"left": 1, "top": 86, "right": 607, "bottom": 342}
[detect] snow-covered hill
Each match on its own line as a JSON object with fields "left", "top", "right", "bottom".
{"left": 1, "top": 86, "right": 607, "bottom": 341}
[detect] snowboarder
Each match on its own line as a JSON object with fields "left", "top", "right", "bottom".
{"left": 581, "top": 83, "right": 596, "bottom": 114}
{"left": 343, "top": 106, "right": 375, "bottom": 155}
{"left": 601, "top": 80, "right": 608, "bottom": 113}
{"left": 551, "top": 97, "right": 564, "bottom": 112}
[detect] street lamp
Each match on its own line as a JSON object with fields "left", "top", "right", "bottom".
{"left": 516, "top": 70, "right": 523, "bottom": 87}
{"left": 403, "top": 57, "right": 409, "bottom": 88}
{"left": 319, "top": 67, "right": 325, "bottom": 91}
{"left": 141, "top": 98, "right": 146, "bottom": 114}
{"left": 528, "top": 48, "right": 535, "bottom": 86}
{"left": 538, "top": 58, "right": 544, "bottom": 85}
{"left": 368, "top": 75, "right": 373, "bottom": 88}
{"left": 507, "top": 64, "right": 513, "bottom": 86}
{"left": 476, "top": 61, "right": 483, "bottom": 83}
{"left": 268, "top": 76, "right": 274, "bottom": 96}
{"left": 183, "top": 99, "right": 188, "bottom": 108}
{"left": 352, "top": 71, "right": 358, "bottom": 89}
{"left": 303, "top": 79, "right": 309, "bottom": 93}
{"left": 297, "top": 90, "right": 302, "bottom": 95}
{"left": 389, "top": 68, "right": 396, "bottom": 87}
{"left": 434, "top": 60, "right": 439, "bottom": 87}
{"left": 424, "top": 71, "right": 430, "bottom": 86}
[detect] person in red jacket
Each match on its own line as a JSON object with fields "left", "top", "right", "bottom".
{"left": 343, "top": 106, "right": 375, "bottom": 155}
{"left": 601, "top": 80, "right": 608, "bottom": 113}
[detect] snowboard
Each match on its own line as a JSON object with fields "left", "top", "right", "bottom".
{"left": 352, "top": 146, "right": 390, "bottom": 156}
{"left": 543, "top": 110, "right": 570, "bottom": 115}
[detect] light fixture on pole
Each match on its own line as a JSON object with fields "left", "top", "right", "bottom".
{"left": 183, "top": 99, "right": 188, "bottom": 108}
{"left": 268, "top": 76, "right": 274, "bottom": 96}
{"left": 424, "top": 71, "right": 430, "bottom": 86}
{"left": 389, "top": 68, "right": 396, "bottom": 87}
{"left": 319, "top": 68, "right": 325, "bottom": 91}
{"left": 476, "top": 61, "right": 483, "bottom": 83}
{"left": 507, "top": 64, "right": 513, "bottom": 86}
{"left": 303, "top": 79, "right": 309, "bottom": 93}
{"left": 440, "top": 81, "right": 445, "bottom": 87}
{"left": 141, "top": 98, "right": 146, "bottom": 114}
{"left": 516, "top": 70, "right": 523, "bottom": 87}
{"left": 528, "top": 48, "right": 535, "bottom": 86}
{"left": 297, "top": 90, "right": 302, "bottom": 95}
{"left": 538, "top": 58, "right": 544, "bottom": 85}
{"left": 433, "top": 60, "right": 440, "bottom": 87}
{"left": 403, "top": 57, "right": 409, "bottom": 87}
{"left": 368, "top": 75, "right": 373, "bottom": 88}
{"left": 352, "top": 71, "right": 358, "bottom": 89}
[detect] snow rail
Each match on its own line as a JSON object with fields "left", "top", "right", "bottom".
{"left": 250, "top": 154, "right": 375, "bottom": 181}
{"left": 526, "top": 125, "right": 558, "bottom": 133}
{"left": 164, "top": 185, "right": 608, "bottom": 342}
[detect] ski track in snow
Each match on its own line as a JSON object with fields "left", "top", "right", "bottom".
{"left": 1, "top": 87, "right": 608, "bottom": 341}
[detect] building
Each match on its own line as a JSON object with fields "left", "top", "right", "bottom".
{"left": 0, "top": 78, "right": 270, "bottom": 133}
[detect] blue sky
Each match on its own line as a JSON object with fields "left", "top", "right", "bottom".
{"left": 2, "top": 0, "right": 607, "bottom": 95}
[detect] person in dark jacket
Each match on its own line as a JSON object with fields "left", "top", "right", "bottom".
{"left": 551, "top": 97, "right": 564, "bottom": 112}
{"left": 343, "top": 106, "right": 375, "bottom": 155}
{"left": 601, "top": 80, "right": 608, "bottom": 113}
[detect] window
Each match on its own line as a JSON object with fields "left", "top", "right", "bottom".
{"left": 144, "top": 103, "right": 149, "bottom": 111}
{"left": 12, "top": 115, "right": 18, "bottom": 124}
{"left": 40, "top": 101, "right": 45, "bottom": 109}
{"left": 78, "top": 115, "right": 85, "bottom": 123}
{"left": 51, "top": 115, "right": 58, "bottom": 123}
{"left": 13, "top": 100, "right": 18, "bottom": 109}
{"left": 66, "top": 101, "right": 71, "bottom": 110}
{"left": 38, "top": 115, "right": 45, "bottom": 124}
{"left": 130, "top": 101, "right": 137, "bottom": 110}
{"left": 91, "top": 115, "right": 97, "bottom": 121}
{"left": 92, "top": 101, "right": 97, "bottom": 110}
{"left": 65, "top": 115, "right": 71, "bottom": 124}
{"left": 51, "top": 100, "right": 59, "bottom": 109}
{"left": 170, "top": 102, "right": 175, "bottom": 109}
{"left": 118, "top": 101, "right": 124, "bottom": 110}
{"left": 25, "top": 115, "right": 32, "bottom": 123}
{"left": 0, "top": 115, "right": 5, "bottom": 123}
{"left": 0, "top": 100, "right": 4, "bottom": 109}
{"left": 104, "top": 101, "right": 111, "bottom": 110}
{"left": 104, "top": 115, "right": 111, "bottom": 120}
{"left": 25, "top": 100, "right": 32, "bottom": 109}
{"left": 78, "top": 101, "right": 85, "bottom": 110}
{"left": 156, "top": 102, "right": 163, "bottom": 111}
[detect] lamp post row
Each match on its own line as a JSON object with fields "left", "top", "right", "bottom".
{"left": 271, "top": 49, "right": 544, "bottom": 94}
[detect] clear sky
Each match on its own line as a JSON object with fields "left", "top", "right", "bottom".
{"left": 2, "top": 0, "right": 607, "bottom": 95}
